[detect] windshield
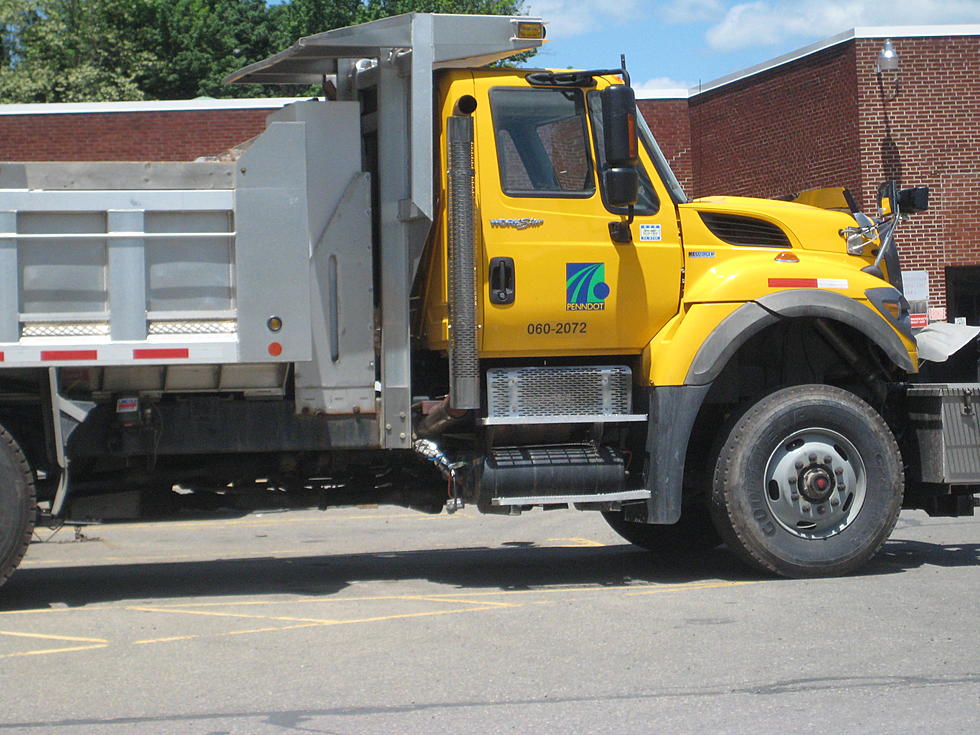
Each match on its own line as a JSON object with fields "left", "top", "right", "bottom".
{"left": 635, "top": 109, "right": 689, "bottom": 204}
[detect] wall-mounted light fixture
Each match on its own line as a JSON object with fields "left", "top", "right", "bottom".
{"left": 875, "top": 38, "right": 900, "bottom": 74}
{"left": 875, "top": 38, "right": 901, "bottom": 101}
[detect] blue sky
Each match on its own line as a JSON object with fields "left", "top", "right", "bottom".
{"left": 523, "top": 0, "right": 980, "bottom": 95}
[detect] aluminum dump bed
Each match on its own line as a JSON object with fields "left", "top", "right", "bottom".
{"left": 0, "top": 109, "right": 312, "bottom": 369}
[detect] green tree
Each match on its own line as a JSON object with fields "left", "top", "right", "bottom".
{"left": 140, "top": 0, "right": 281, "bottom": 99}
{"left": 0, "top": 0, "right": 158, "bottom": 102}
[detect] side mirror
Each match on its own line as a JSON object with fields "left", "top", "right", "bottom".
{"left": 600, "top": 84, "right": 639, "bottom": 207}
{"left": 877, "top": 180, "right": 899, "bottom": 217}
{"left": 898, "top": 186, "right": 929, "bottom": 214}
{"left": 603, "top": 168, "right": 639, "bottom": 208}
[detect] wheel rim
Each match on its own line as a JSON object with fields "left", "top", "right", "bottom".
{"left": 763, "top": 427, "right": 867, "bottom": 539}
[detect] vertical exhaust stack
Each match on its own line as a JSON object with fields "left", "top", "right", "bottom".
{"left": 446, "top": 115, "right": 480, "bottom": 410}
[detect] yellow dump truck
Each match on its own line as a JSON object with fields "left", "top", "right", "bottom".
{"left": 0, "top": 13, "right": 975, "bottom": 586}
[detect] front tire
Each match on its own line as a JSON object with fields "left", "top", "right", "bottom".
{"left": 710, "top": 385, "right": 902, "bottom": 578}
{"left": 0, "top": 425, "right": 36, "bottom": 589}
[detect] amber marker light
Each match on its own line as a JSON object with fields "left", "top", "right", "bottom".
{"left": 774, "top": 252, "right": 799, "bottom": 263}
{"left": 515, "top": 22, "right": 545, "bottom": 39}
{"left": 267, "top": 316, "right": 283, "bottom": 332}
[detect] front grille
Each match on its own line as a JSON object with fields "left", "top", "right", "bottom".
{"left": 487, "top": 365, "right": 632, "bottom": 419}
{"left": 700, "top": 212, "right": 791, "bottom": 248}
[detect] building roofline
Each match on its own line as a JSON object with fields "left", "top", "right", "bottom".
{"left": 635, "top": 88, "right": 689, "bottom": 100}
{"left": 0, "top": 97, "right": 308, "bottom": 116}
{"left": 690, "top": 24, "right": 980, "bottom": 97}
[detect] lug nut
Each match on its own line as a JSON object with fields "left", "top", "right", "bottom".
{"left": 835, "top": 467, "right": 844, "bottom": 475}
{"left": 823, "top": 455, "right": 832, "bottom": 464}
{"left": 802, "top": 504, "right": 811, "bottom": 512}
{"left": 791, "top": 493, "right": 800, "bottom": 501}
{"left": 838, "top": 484, "right": 845, "bottom": 491}
{"left": 795, "top": 461, "right": 804, "bottom": 469}
{"left": 788, "top": 476, "right": 797, "bottom": 484}
{"left": 818, "top": 505, "right": 826, "bottom": 514}
{"left": 831, "top": 498, "right": 840, "bottom": 506}
{"left": 808, "top": 453, "right": 817, "bottom": 462}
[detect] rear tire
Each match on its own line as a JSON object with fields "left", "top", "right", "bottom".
{"left": 602, "top": 506, "right": 721, "bottom": 553}
{"left": 0, "top": 425, "right": 36, "bottom": 589}
{"left": 710, "top": 385, "right": 902, "bottom": 578}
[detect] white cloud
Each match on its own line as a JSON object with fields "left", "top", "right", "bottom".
{"left": 633, "top": 76, "right": 692, "bottom": 95}
{"left": 706, "top": 0, "right": 980, "bottom": 52}
{"left": 527, "top": 1, "right": 642, "bottom": 38}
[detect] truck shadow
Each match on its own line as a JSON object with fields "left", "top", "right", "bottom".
{"left": 2, "top": 536, "right": 975, "bottom": 610}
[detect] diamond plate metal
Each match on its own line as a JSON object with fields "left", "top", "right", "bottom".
{"left": 487, "top": 366, "right": 632, "bottom": 419}
{"left": 21, "top": 322, "right": 110, "bottom": 337}
{"left": 148, "top": 320, "right": 237, "bottom": 335}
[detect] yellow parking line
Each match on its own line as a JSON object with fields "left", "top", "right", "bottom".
{"left": 0, "top": 644, "right": 108, "bottom": 659}
{"left": 400, "top": 596, "right": 517, "bottom": 608}
{"left": 546, "top": 537, "right": 606, "bottom": 547}
{"left": 226, "top": 623, "right": 320, "bottom": 636}
{"left": 625, "top": 581, "right": 759, "bottom": 596}
{"left": 132, "top": 635, "right": 198, "bottom": 645}
{"left": 0, "top": 630, "right": 108, "bottom": 643}
{"left": 126, "top": 606, "right": 342, "bottom": 624}
{"left": 131, "top": 604, "right": 510, "bottom": 646}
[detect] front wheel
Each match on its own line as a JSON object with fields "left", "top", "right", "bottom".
{"left": 710, "top": 385, "right": 902, "bottom": 578}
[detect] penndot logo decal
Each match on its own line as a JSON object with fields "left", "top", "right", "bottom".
{"left": 566, "top": 263, "right": 609, "bottom": 311}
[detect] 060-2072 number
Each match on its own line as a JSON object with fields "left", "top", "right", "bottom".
{"left": 526, "top": 322, "right": 587, "bottom": 335}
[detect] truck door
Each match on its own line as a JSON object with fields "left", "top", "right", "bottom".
{"left": 476, "top": 82, "right": 683, "bottom": 357}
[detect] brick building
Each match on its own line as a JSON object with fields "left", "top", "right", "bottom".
{"left": 1, "top": 25, "right": 977, "bottom": 320}
{"left": 638, "top": 25, "right": 980, "bottom": 322}
{"left": 0, "top": 98, "right": 301, "bottom": 162}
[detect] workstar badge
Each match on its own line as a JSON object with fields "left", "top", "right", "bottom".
{"left": 566, "top": 262, "right": 610, "bottom": 311}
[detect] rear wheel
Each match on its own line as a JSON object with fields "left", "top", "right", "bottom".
{"left": 602, "top": 505, "right": 721, "bottom": 553}
{"left": 710, "top": 385, "right": 902, "bottom": 578}
{"left": 0, "top": 425, "right": 36, "bottom": 589}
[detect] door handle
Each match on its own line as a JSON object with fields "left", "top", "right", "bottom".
{"left": 489, "top": 257, "right": 515, "bottom": 305}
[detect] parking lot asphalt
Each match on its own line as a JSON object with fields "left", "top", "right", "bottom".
{"left": 1, "top": 505, "right": 978, "bottom": 734}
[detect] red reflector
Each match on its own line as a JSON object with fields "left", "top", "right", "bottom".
{"left": 133, "top": 348, "right": 190, "bottom": 360}
{"left": 0, "top": 352, "right": 4, "bottom": 362}
{"left": 268, "top": 342, "right": 283, "bottom": 357}
{"left": 910, "top": 314, "right": 928, "bottom": 328}
{"left": 42, "top": 350, "right": 98, "bottom": 361}
{"left": 768, "top": 278, "right": 818, "bottom": 288}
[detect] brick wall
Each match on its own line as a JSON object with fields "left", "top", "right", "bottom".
{"left": 855, "top": 36, "right": 980, "bottom": 310}
{"left": 687, "top": 33, "right": 980, "bottom": 312}
{"left": 637, "top": 98, "right": 693, "bottom": 194}
{"left": 688, "top": 43, "right": 862, "bottom": 203}
{"left": 0, "top": 108, "right": 272, "bottom": 161}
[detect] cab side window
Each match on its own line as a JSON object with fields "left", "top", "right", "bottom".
{"left": 490, "top": 87, "right": 594, "bottom": 197}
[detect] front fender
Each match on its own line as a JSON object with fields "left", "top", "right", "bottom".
{"left": 685, "top": 289, "right": 917, "bottom": 386}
